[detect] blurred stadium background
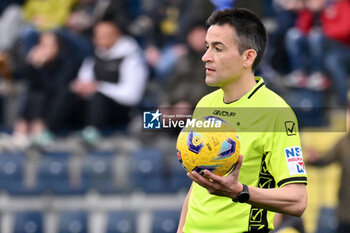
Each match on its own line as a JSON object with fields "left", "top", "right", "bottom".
{"left": 0, "top": 0, "right": 349, "bottom": 232}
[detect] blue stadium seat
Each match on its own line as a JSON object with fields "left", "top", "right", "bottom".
{"left": 0, "top": 152, "right": 27, "bottom": 194}
{"left": 105, "top": 211, "right": 137, "bottom": 233}
{"left": 37, "top": 151, "right": 85, "bottom": 195}
{"left": 129, "top": 148, "right": 171, "bottom": 193}
{"left": 151, "top": 210, "right": 181, "bottom": 233}
{"left": 13, "top": 211, "right": 43, "bottom": 233}
{"left": 287, "top": 89, "right": 326, "bottom": 127}
{"left": 315, "top": 206, "right": 337, "bottom": 233}
{"left": 58, "top": 210, "right": 88, "bottom": 233}
{"left": 169, "top": 155, "right": 192, "bottom": 193}
{"left": 81, "top": 150, "right": 117, "bottom": 193}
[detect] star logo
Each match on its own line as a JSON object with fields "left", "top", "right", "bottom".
{"left": 151, "top": 109, "right": 162, "bottom": 122}
{"left": 143, "top": 110, "right": 162, "bottom": 129}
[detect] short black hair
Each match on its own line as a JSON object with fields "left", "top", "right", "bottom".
{"left": 206, "top": 8, "right": 267, "bottom": 71}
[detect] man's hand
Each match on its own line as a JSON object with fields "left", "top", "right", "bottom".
{"left": 27, "top": 46, "right": 47, "bottom": 68}
{"left": 187, "top": 155, "right": 244, "bottom": 199}
{"left": 187, "top": 154, "right": 307, "bottom": 216}
{"left": 71, "top": 80, "right": 98, "bottom": 98}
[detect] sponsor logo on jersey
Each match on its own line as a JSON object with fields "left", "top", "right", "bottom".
{"left": 284, "top": 146, "right": 306, "bottom": 175}
{"left": 212, "top": 110, "right": 236, "bottom": 117}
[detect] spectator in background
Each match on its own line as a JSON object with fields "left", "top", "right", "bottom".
{"left": 321, "top": 0, "right": 350, "bottom": 106}
{"left": 307, "top": 107, "right": 350, "bottom": 233}
{"left": 160, "top": 23, "right": 216, "bottom": 113}
{"left": 143, "top": 0, "right": 214, "bottom": 80}
{"left": 0, "top": 1, "right": 24, "bottom": 133}
{"left": 0, "top": 1, "right": 24, "bottom": 80}
{"left": 156, "top": 23, "right": 216, "bottom": 137}
{"left": 65, "top": 0, "right": 128, "bottom": 38}
{"left": 56, "top": 0, "right": 132, "bottom": 72}
{"left": 50, "top": 20, "right": 148, "bottom": 143}
{"left": 19, "top": 0, "right": 76, "bottom": 55}
{"left": 284, "top": 0, "right": 329, "bottom": 91}
{"left": 12, "top": 31, "right": 83, "bottom": 147}
{"left": 0, "top": 1, "right": 23, "bottom": 55}
{"left": 284, "top": 0, "right": 350, "bottom": 102}
{"left": 259, "top": 0, "right": 302, "bottom": 81}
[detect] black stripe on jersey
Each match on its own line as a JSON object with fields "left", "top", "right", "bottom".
{"left": 248, "top": 82, "right": 265, "bottom": 99}
{"left": 277, "top": 177, "right": 308, "bottom": 187}
{"left": 243, "top": 230, "right": 269, "bottom": 233}
{"left": 248, "top": 153, "right": 274, "bottom": 232}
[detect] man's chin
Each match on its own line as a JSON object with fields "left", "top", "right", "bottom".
{"left": 205, "top": 77, "right": 220, "bottom": 87}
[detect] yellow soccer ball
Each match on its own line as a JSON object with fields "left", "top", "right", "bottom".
{"left": 176, "top": 116, "right": 240, "bottom": 176}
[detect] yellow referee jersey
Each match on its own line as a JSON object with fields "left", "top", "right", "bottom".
{"left": 183, "top": 77, "right": 307, "bottom": 233}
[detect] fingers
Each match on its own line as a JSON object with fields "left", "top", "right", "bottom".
{"left": 230, "top": 155, "right": 243, "bottom": 177}
{"left": 203, "top": 170, "right": 223, "bottom": 183}
{"left": 187, "top": 171, "right": 220, "bottom": 190}
{"left": 187, "top": 155, "right": 244, "bottom": 197}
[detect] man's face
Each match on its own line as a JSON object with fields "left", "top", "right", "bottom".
{"left": 93, "top": 22, "right": 120, "bottom": 51}
{"left": 202, "top": 24, "right": 245, "bottom": 87}
{"left": 187, "top": 26, "right": 207, "bottom": 52}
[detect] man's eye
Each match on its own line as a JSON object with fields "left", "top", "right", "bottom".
{"left": 215, "top": 47, "right": 222, "bottom": 52}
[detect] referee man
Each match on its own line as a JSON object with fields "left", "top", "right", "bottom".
{"left": 177, "top": 8, "right": 308, "bottom": 233}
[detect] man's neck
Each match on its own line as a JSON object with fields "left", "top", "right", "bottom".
{"left": 222, "top": 73, "right": 257, "bottom": 103}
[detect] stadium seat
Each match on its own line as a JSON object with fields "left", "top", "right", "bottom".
{"left": 151, "top": 210, "right": 181, "bottom": 233}
{"left": 0, "top": 152, "right": 27, "bottom": 194}
{"left": 105, "top": 211, "right": 137, "bottom": 233}
{"left": 58, "top": 210, "right": 88, "bottom": 233}
{"left": 129, "top": 148, "right": 172, "bottom": 193}
{"left": 169, "top": 155, "right": 192, "bottom": 193}
{"left": 315, "top": 206, "right": 337, "bottom": 233}
{"left": 13, "top": 211, "right": 44, "bottom": 233}
{"left": 37, "top": 151, "right": 85, "bottom": 195}
{"left": 287, "top": 89, "right": 326, "bottom": 127}
{"left": 81, "top": 150, "right": 117, "bottom": 193}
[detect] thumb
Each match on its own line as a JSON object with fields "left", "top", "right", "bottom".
{"left": 230, "top": 154, "right": 243, "bottom": 178}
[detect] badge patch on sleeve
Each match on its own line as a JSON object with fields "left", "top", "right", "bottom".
{"left": 284, "top": 146, "right": 306, "bottom": 175}
{"left": 285, "top": 121, "right": 296, "bottom": 136}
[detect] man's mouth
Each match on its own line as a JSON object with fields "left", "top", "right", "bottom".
{"left": 206, "top": 67, "right": 215, "bottom": 72}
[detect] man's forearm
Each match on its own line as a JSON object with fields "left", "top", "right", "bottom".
{"left": 177, "top": 185, "right": 192, "bottom": 233}
{"left": 187, "top": 160, "right": 307, "bottom": 217}
{"left": 247, "top": 183, "right": 307, "bottom": 217}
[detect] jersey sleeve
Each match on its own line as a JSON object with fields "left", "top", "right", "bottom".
{"left": 264, "top": 108, "right": 308, "bottom": 187}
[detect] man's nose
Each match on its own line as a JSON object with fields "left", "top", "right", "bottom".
{"left": 202, "top": 49, "right": 213, "bottom": 63}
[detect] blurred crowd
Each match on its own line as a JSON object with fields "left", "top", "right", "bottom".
{"left": 0, "top": 1, "right": 348, "bottom": 233}
{"left": 0, "top": 0, "right": 348, "bottom": 148}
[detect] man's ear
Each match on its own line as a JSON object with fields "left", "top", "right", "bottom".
{"left": 243, "top": 49, "right": 257, "bottom": 69}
